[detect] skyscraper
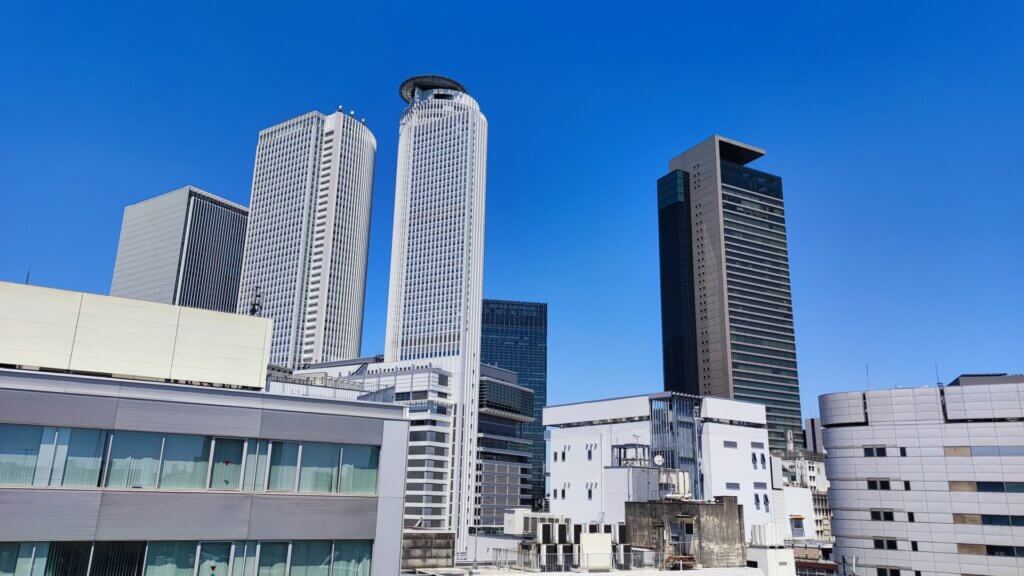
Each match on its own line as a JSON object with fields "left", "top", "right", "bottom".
{"left": 658, "top": 135, "right": 803, "bottom": 450}
{"left": 111, "top": 185, "right": 247, "bottom": 313}
{"left": 238, "top": 109, "right": 376, "bottom": 368}
{"left": 480, "top": 299, "right": 547, "bottom": 506}
{"left": 384, "top": 75, "right": 487, "bottom": 549}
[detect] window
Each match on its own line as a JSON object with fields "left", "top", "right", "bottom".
{"left": 145, "top": 541, "right": 197, "bottom": 576}
{"left": 210, "top": 438, "right": 244, "bottom": 490}
{"left": 867, "top": 479, "right": 891, "bottom": 490}
{"left": 299, "top": 442, "right": 341, "bottom": 494}
{"left": 587, "top": 449, "right": 592, "bottom": 461}
{"left": 553, "top": 452, "right": 558, "bottom": 462}
{"left": 561, "top": 489, "right": 565, "bottom": 499}
{"left": 791, "top": 518, "right": 805, "bottom": 538}
{"left": 106, "top": 431, "right": 163, "bottom": 489}
{"left": 268, "top": 441, "right": 299, "bottom": 491}
{"left": 0, "top": 423, "right": 44, "bottom": 485}
{"left": 911, "top": 541, "right": 918, "bottom": 551}
{"left": 755, "top": 494, "right": 761, "bottom": 510}
{"left": 751, "top": 453, "right": 757, "bottom": 469}
{"left": 873, "top": 539, "right": 898, "bottom": 550}
{"left": 290, "top": 541, "right": 332, "bottom": 576}
{"left": 340, "top": 445, "right": 379, "bottom": 495}
{"left": 754, "top": 482, "right": 768, "bottom": 489}
{"left": 944, "top": 446, "right": 971, "bottom": 457}
{"left": 724, "top": 441, "right": 738, "bottom": 448}
{"left": 764, "top": 495, "right": 770, "bottom": 512}
{"left": 877, "top": 569, "right": 900, "bottom": 576}
{"left": 587, "top": 488, "right": 593, "bottom": 500}
{"left": 198, "top": 542, "right": 231, "bottom": 576}
{"left": 760, "top": 454, "right": 766, "bottom": 468}
{"left": 907, "top": 512, "right": 915, "bottom": 522}
{"left": 62, "top": 428, "right": 109, "bottom": 487}
{"left": 903, "top": 480, "right": 911, "bottom": 491}
{"left": 863, "top": 446, "right": 887, "bottom": 457}
{"left": 899, "top": 447, "right": 907, "bottom": 457}
{"left": 258, "top": 542, "right": 289, "bottom": 576}
{"left": 726, "top": 482, "right": 740, "bottom": 490}
{"left": 870, "top": 509, "right": 895, "bottom": 521}
{"left": 160, "top": 434, "right": 211, "bottom": 490}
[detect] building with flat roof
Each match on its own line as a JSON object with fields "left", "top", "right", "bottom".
{"left": 820, "top": 374, "right": 1024, "bottom": 576}
{"left": 544, "top": 392, "right": 775, "bottom": 540}
{"left": 237, "top": 108, "right": 376, "bottom": 368}
{"left": 111, "top": 186, "right": 248, "bottom": 313}
{"left": 481, "top": 299, "right": 548, "bottom": 507}
{"left": 0, "top": 282, "right": 408, "bottom": 576}
{"left": 658, "top": 136, "right": 804, "bottom": 450}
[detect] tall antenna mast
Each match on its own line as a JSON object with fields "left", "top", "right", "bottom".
{"left": 865, "top": 365, "right": 871, "bottom": 390}
{"left": 934, "top": 362, "right": 941, "bottom": 386}
{"left": 24, "top": 265, "right": 31, "bottom": 284}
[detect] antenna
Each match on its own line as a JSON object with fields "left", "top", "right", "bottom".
{"left": 934, "top": 362, "right": 942, "bottom": 386}
{"left": 24, "top": 265, "right": 31, "bottom": 284}
{"left": 865, "top": 365, "right": 871, "bottom": 390}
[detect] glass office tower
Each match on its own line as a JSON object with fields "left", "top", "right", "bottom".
{"left": 658, "top": 135, "right": 803, "bottom": 450}
{"left": 480, "top": 299, "right": 548, "bottom": 506}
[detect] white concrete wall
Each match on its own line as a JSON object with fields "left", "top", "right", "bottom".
{"left": 547, "top": 419, "right": 649, "bottom": 523}
{"left": 782, "top": 486, "right": 815, "bottom": 540}
{"left": 702, "top": 420, "right": 774, "bottom": 540}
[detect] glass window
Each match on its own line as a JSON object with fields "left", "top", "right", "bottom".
{"left": 0, "top": 544, "right": 18, "bottom": 576}
{"left": 973, "top": 446, "right": 1000, "bottom": 457}
{"left": 0, "top": 423, "right": 43, "bottom": 486}
{"left": 198, "top": 542, "right": 232, "bottom": 576}
{"left": 106, "top": 431, "right": 163, "bottom": 489}
{"left": 46, "top": 542, "right": 92, "bottom": 576}
{"left": 243, "top": 440, "right": 269, "bottom": 492}
{"left": 93, "top": 542, "right": 146, "bottom": 576}
{"left": 267, "top": 442, "right": 299, "bottom": 492}
{"left": 290, "top": 541, "right": 332, "bottom": 576}
{"left": 978, "top": 481, "right": 1005, "bottom": 492}
{"left": 210, "top": 439, "right": 244, "bottom": 491}
{"left": 331, "top": 541, "right": 372, "bottom": 576}
{"left": 161, "top": 435, "right": 211, "bottom": 490}
{"left": 61, "top": 428, "right": 108, "bottom": 487}
{"left": 231, "top": 542, "right": 257, "bottom": 576}
{"left": 257, "top": 543, "right": 288, "bottom": 576}
{"left": 340, "top": 446, "right": 379, "bottom": 495}
{"left": 299, "top": 443, "right": 340, "bottom": 494}
{"left": 145, "top": 542, "right": 197, "bottom": 576}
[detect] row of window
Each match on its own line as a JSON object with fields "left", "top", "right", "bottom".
{"left": 944, "top": 445, "right": 1024, "bottom": 457}
{"left": 953, "top": 513, "right": 1024, "bottom": 526}
{"left": 0, "top": 423, "right": 378, "bottom": 495}
{"left": 866, "top": 479, "right": 912, "bottom": 491}
{"left": 948, "top": 480, "right": 1024, "bottom": 493}
{"left": 863, "top": 446, "right": 907, "bottom": 457}
{"left": 957, "top": 543, "right": 1024, "bottom": 557}
{"left": 0, "top": 540, "right": 371, "bottom": 576}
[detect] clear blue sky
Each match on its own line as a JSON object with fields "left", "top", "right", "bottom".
{"left": 2, "top": 2, "right": 1022, "bottom": 417}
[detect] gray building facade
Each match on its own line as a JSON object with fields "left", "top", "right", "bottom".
{"left": 480, "top": 300, "right": 547, "bottom": 507}
{"left": 0, "top": 368, "right": 408, "bottom": 576}
{"left": 111, "top": 186, "right": 248, "bottom": 313}
{"left": 659, "top": 135, "right": 804, "bottom": 451}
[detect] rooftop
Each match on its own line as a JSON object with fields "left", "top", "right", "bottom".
{"left": 400, "top": 75, "right": 467, "bottom": 103}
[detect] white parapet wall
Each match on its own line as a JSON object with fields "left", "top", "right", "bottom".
{"left": 0, "top": 282, "right": 271, "bottom": 389}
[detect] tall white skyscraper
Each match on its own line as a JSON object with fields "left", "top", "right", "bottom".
{"left": 385, "top": 75, "right": 488, "bottom": 550}
{"left": 238, "top": 109, "right": 376, "bottom": 368}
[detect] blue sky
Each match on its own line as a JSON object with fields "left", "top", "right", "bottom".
{"left": 2, "top": 2, "right": 1022, "bottom": 417}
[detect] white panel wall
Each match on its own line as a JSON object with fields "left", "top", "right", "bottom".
{"left": 0, "top": 282, "right": 270, "bottom": 389}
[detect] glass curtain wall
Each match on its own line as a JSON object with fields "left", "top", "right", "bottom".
{"left": 0, "top": 542, "right": 371, "bottom": 576}
{"left": 0, "top": 425, "right": 378, "bottom": 496}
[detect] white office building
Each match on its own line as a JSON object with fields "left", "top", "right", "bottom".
{"left": 238, "top": 109, "right": 376, "bottom": 368}
{"left": 111, "top": 186, "right": 247, "bottom": 313}
{"left": 544, "top": 393, "right": 775, "bottom": 540}
{"left": 821, "top": 373, "right": 1024, "bottom": 576}
{"left": 376, "top": 75, "right": 488, "bottom": 553}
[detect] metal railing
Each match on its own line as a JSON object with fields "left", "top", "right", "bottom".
{"left": 490, "top": 549, "right": 668, "bottom": 572}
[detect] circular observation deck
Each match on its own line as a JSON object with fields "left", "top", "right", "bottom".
{"left": 399, "top": 75, "right": 467, "bottom": 103}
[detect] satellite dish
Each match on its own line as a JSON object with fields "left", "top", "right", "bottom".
{"left": 653, "top": 454, "right": 665, "bottom": 467}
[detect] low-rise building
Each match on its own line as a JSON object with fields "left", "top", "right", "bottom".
{"left": 544, "top": 392, "right": 774, "bottom": 540}
{"left": 821, "top": 373, "right": 1024, "bottom": 576}
{"left": 0, "top": 282, "right": 408, "bottom": 576}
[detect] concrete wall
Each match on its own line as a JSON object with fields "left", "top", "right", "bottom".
{"left": 702, "top": 420, "right": 773, "bottom": 539}
{"left": 625, "top": 498, "right": 746, "bottom": 568}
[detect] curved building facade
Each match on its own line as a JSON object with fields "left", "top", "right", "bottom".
{"left": 238, "top": 110, "right": 376, "bottom": 368}
{"left": 384, "top": 76, "right": 488, "bottom": 553}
